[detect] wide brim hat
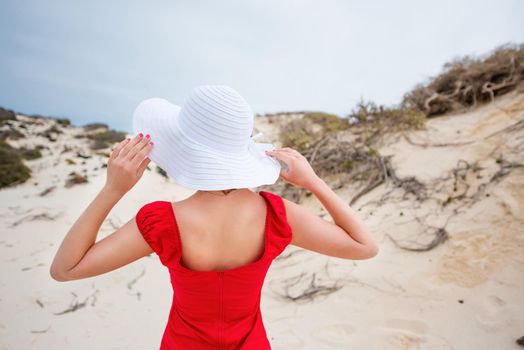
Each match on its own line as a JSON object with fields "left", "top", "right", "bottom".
{"left": 132, "top": 85, "right": 281, "bottom": 190}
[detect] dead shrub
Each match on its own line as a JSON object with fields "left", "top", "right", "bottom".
{"left": 402, "top": 43, "right": 524, "bottom": 116}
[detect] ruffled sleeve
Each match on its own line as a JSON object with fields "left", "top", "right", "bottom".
{"left": 259, "top": 191, "right": 293, "bottom": 258}
{"left": 135, "top": 201, "right": 178, "bottom": 268}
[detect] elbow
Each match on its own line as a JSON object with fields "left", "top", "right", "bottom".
{"left": 355, "top": 243, "right": 380, "bottom": 260}
{"left": 49, "top": 265, "right": 69, "bottom": 282}
{"left": 366, "top": 244, "right": 379, "bottom": 258}
{"left": 341, "top": 243, "right": 379, "bottom": 260}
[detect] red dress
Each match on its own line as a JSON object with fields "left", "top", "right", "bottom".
{"left": 135, "top": 190, "right": 293, "bottom": 349}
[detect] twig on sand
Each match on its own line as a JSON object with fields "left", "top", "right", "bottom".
{"left": 386, "top": 227, "right": 449, "bottom": 252}
{"left": 30, "top": 325, "right": 51, "bottom": 334}
{"left": 402, "top": 132, "right": 475, "bottom": 148}
{"left": 10, "top": 211, "right": 62, "bottom": 228}
{"left": 127, "top": 269, "right": 146, "bottom": 301}
{"left": 53, "top": 289, "right": 100, "bottom": 315}
{"left": 281, "top": 272, "right": 344, "bottom": 303}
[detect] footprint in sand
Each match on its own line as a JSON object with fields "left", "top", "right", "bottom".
{"left": 475, "top": 295, "right": 511, "bottom": 332}
{"left": 384, "top": 319, "right": 428, "bottom": 334}
{"left": 435, "top": 229, "right": 523, "bottom": 288}
{"left": 373, "top": 319, "right": 452, "bottom": 350}
{"left": 309, "top": 323, "right": 355, "bottom": 347}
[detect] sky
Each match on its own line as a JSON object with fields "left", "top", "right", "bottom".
{"left": 0, "top": 0, "right": 523, "bottom": 133}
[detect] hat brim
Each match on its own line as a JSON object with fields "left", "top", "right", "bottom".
{"left": 132, "top": 97, "right": 281, "bottom": 190}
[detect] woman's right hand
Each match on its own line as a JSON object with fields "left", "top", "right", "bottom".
{"left": 265, "top": 147, "right": 321, "bottom": 189}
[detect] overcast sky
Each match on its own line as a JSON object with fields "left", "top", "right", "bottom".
{"left": 1, "top": 0, "right": 523, "bottom": 132}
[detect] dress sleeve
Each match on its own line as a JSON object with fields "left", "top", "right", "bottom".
{"left": 260, "top": 191, "right": 293, "bottom": 258}
{"left": 135, "top": 201, "right": 178, "bottom": 268}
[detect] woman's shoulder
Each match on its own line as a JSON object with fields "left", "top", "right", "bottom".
{"left": 135, "top": 200, "right": 174, "bottom": 229}
{"left": 135, "top": 200, "right": 178, "bottom": 268}
{"left": 259, "top": 190, "right": 286, "bottom": 215}
{"left": 258, "top": 190, "right": 293, "bottom": 257}
{"left": 137, "top": 200, "right": 175, "bottom": 215}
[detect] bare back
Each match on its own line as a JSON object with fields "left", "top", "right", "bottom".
{"left": 172, "top": 189, "right": 268, "bottom": 272}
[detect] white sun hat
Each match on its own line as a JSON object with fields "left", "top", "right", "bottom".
{"left": 132, "top": 85, "right": 281, "bottom": 190}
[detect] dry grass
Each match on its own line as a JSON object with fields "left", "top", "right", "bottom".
{"left": 402, "top": 43, "right": 524, "bottom": 116}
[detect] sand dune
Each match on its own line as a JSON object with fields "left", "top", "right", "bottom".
{"left": 1, "top": 91, "right": 523, "bottom": 349}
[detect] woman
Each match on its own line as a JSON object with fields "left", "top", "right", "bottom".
{"left": 49, "top": 86, "right": 378, "bottom": 349}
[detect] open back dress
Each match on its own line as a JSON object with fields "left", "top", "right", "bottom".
{"left": 135, "top": 190, "right": 293, "bottom": 349}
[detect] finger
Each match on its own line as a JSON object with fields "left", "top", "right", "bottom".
{"left": 127, "top": 134, "right": 151, "bottom": 161}
{"left": 267, "top": 148, "right": 297, "bottom": 158}
{"left": 266, "top": 149, "right": 294, "bottom": 163}
{"left": 119, "top": 133, "right": 144, "bottom": 158}
{"left": 281, "top": 147, "right": 300, "bottom": 154}
{"left": 137, "top": 157, "right": 151, "bottom": 176}
{"left": 281, "top": 147, "right": 302, "bottom": 157}
{"left": 110, "top": 137, "right": 130, "bottom": 159}
{"left": 130, "top": 140, "right": 153, "bottom": 169}
{"left": 272, "top": 148, "right": 300, "bottom": 158}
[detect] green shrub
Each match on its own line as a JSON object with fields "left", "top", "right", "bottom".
{"left": 0, "top": 107, "right": 16, "bottom": 126}
{"left": 0, "top": 140, "right": 31, "bottom": 188}
{"left": 280, "top": 112, "right": 349, "bottom": 153}
{"left": 17, "top": 146, "right": 43, "bottom": 160}
{"left": 304, "top": 112, "right": 350, "bottom": 132}
{"left": 37, "top": 125, "right": 62, "bottom": 142}
{"left": 342, "top": 160, "right": 353, "bottom": 169}
{"left": 279, "top": 118, "right": 315, "bottom": 153}
{"left": 403, "top": 108, "right": 427, "bottom": 129}
{"left": 367, "top": 147, "right": 378, "bottom": 156}
{"left": 83, "top": 123, "right": 109, "bottom": 131}
{"left": 87, "top": 130, "right": 127, "bottom": 150}
{"left": 65, "top": 171, "right": 88, "bottom": 187}
{"left": 45, "top": 125, "right": 63, "bottom": 134}
{"left": 348, "top": 100, "right": 426, "bottom": 131}
{"left": 55, "top": 118, "right": 71, "bottom": 127}
{"left": 0, "top": 128, "right": 25, "bottom": 141}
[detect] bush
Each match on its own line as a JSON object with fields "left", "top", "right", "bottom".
{"left": 37, "top": 125, "right": 63, "bottom": 142}
{"left": 280, "top": 112, "right": 350, "bottom": 153}
{"left": 65, "top": 171, "right": 88, "bottom": 188}
{"left": 0, "top": 140, "right": 31, "bottom": 188}
{"left": 87, "top": 130, "right": 127, "bottom": 150}
{"left": 280, "top": 118, "right": 315, "bottom": 153}
{"left": 0, "top": 107, "right": 16, "bottom": 126}
{"left": 17, "top": 146, "right": 43, "bottom": 160}
{"left": 305, "top": 112, "right": 350, "bottom": 133}
{"left": 83, "top": 123, "right": 109, "bottom": 131}
{"left": 402, "top": 43, "right": 524, "bottom": 116}
{"left": 348, "top": 99, "right": 426, "bottom": 131}
{"left": 55, "top": 118, "right": 71, "bottom": 127}
{"left": 0, "top": 127, "right": 25, "bottom": 141}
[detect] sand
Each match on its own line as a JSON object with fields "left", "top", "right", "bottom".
{"left": 1, "top": 92, "right": 523, "bottom": 349}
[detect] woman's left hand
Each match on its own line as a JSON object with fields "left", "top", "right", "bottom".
{"left": 104, "top": 133, "right": 154, "bottom": 196}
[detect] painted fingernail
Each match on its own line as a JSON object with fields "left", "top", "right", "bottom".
{"left": 127, "top": 137, "right": 131, "bottom": 141}
{"left": 150, "top": 141, "right": 154, "bottom": 145}
{"left": 139, "top": 133, "right": 143, "bottom": 138}
{"left": 145, "top": 134, "right": 150, "bottom": 139}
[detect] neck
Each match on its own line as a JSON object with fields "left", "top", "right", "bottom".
{"left": 198, "top": 188, "right": 242, "bottom": 196}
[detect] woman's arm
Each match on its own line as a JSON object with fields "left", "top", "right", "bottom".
{"left": 307, "top": 177, "right": 378, "bottom": 251}
{"left": 265, "top": 147, "right": 379, "bottom": 259}
{"left": 50, "top": 133, "right": 154, "bottom": 281}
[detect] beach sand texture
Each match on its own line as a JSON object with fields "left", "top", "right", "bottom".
{"left": 1, "top": 91, "right": 523, "bottom": 349}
